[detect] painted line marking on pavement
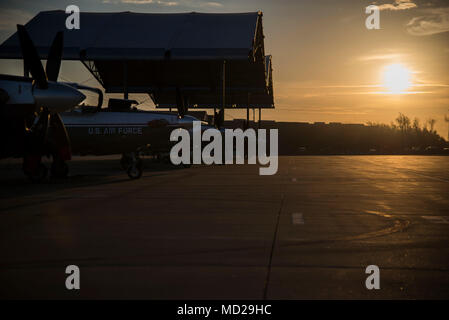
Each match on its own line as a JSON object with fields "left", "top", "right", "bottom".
{"left": 421, "top": 216, "right": 449, "bottom": 224}
{"left": 292, "top": 213, "right": 304, "bottom": 225}
{"left": 365, "top": 210, "right": 392, "bottom": 218}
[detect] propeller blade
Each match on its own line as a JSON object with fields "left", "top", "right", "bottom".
{"left": 16, "top": 25, "right": 48, "bottom": 89}
{"left": 46, "top": 31, "right": 64, "bottom": 82}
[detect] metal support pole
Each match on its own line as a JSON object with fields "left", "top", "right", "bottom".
{"left": 259, "top": 107, "right": 261, "bottom": 129}
{"left": 123, "top": 61, "right": 128, "bottom": 100}
{"left": 222, "top": 60, "right": 226, "bottom": 122}
{"left": 246, "top": 93, "right": 250, "bottom": 129}
{"left": 23, "top": 63, "right": 29, "bottom": 78}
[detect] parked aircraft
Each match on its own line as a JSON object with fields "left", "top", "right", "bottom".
{"left": 60, "top": 87, "right": 223, "bottom": 179}
{"left": 61, "top": 94, "right": 206, "bottom": 179}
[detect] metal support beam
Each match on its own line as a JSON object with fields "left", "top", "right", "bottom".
{"left": 246, "top": 93, "right": 250, "bottom": 129}
{"left": 23, "top": 64, "right": 29, "bottom": 78}
{"left": 222, "top": 60, "right": 226, "bottom": 122}
{"left": 80, "top": 60, "right": 105, "bottom": 88}
{"left": 123, "top": 61, "right": 128, "bottom": 100}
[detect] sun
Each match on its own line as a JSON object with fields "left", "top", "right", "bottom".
{"left": 382, "top": 63, "right": 412, "bottom": 94}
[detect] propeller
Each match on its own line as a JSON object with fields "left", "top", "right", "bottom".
{"left": 17, "top": 25, "right": 84, "bottom": 114}
{"left": 45, "top": 31, "right": 63, "bottom": 82}
{"left": 44, "top": 30, "right": 69, "bottom": 159}
{"left": 16, "top": 25, "right": 48, "bottom": 89}
{"left": 16, "top": 25, "right": 84, "bottom": 178}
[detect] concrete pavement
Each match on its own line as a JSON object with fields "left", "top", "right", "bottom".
{"left": 0, "top": 156, "right": 448, "bottom": 299}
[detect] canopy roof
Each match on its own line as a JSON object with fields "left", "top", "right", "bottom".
{"left": 0, "top": 10, "right": 274, "bottom": 108}
{"left": 0, "top": 10, "right": 262, "bottom": 60}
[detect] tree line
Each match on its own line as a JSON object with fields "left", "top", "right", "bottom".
{"left": 271, "top": 113, "right": 448, "bottom": 155}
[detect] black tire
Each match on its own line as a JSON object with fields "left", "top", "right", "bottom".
{"left": 127, "top": 158, "right": 143, "bottom": 179}
{"left": 120, "top": 154, "right": 132, "bottom": 170}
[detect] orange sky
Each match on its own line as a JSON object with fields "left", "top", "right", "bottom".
{"left": 1, "top": 0, "right": 448, "bottom": 138}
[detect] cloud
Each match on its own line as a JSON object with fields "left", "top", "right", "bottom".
{"left": 104, "top": 0, "right": 179, "bottom": 5}
{"left": 123, "top": 0, "right": 178, "bottom": 5}
{"left": 202, "top": 2, "right": 223, "bottom": 7}
{"left": 358, "top": 53, "right": 405, "bottom": 62}
{"left": 406, "top": 7, "right": 449, "bottom": 36}
{"left": 378, "top": 0, "right": 417, "bottom": 11}
{"left": 104, "top": 0, "right": 223, "bottom": 7}
{"left": 0, "top": 8, "right": 32, "bottom": 31}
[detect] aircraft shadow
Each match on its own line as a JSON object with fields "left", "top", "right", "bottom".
{"left": 0, "top": 158, "right": 189, "bottom": 201}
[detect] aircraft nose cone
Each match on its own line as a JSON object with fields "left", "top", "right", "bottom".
{"left": 33, "top": 82, "right": 86, "bottom": 113}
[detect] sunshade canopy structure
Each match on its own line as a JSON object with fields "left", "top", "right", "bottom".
{"left": 0, "top": 10, "right": 274, "bottom": 109}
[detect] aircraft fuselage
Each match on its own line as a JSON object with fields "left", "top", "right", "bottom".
{"left": 61, "top": 110, "right": 200, "bottom": 155}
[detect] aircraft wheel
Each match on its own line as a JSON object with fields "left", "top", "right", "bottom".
{"left": 127, "top": 158, "right": 143, "bottom": 179}
{"left": 24, "top": 163, "right": 48, "bottom": 182}
{"left": 120, "top": 154, "right": 132, "bottom": 170}
{"left": 51, "top": 160, "right": 69, "bottom": 178}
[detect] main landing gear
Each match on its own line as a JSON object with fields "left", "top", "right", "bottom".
{"left": 22, "top": 109, "right": 71, "bottom": 182}
{"left": 22, "top": 155, "right": 69, "bottom": 182}
{"left": 121, "top": 152, "right": 143, "bottom": 179}
{"left": 23, "top": 156, "right": 48, "bottom": 182}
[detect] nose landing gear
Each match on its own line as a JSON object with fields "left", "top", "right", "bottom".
{"left": 121, "top": 152, "right": 143, "bottom": 179}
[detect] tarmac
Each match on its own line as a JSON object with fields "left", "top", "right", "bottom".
{"left": 0, "top": 155, "right": 448, "bottom": 299}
